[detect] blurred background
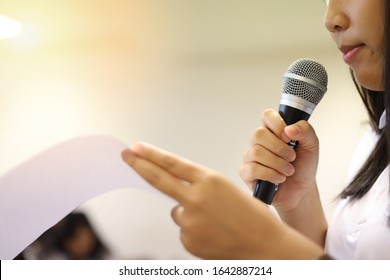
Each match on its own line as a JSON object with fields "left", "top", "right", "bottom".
{"left": 0, "top": 0, "right": 369, "bottom": 259}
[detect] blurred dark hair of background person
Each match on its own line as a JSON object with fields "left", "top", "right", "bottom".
{"left": 15, "top": 212, "right": 114, "bottom": 260}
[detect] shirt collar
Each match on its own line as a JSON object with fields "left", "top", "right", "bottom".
{"left": 379, "top": 110, "right": 387, "bottom": 130}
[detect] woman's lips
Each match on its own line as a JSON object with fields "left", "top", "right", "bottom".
{"left": 340, "top": 44, "right": 364, "bottom": 64}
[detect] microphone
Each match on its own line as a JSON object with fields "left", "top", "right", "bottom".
{"left": 253, "top": 58, "right": 328, "bottom": 204}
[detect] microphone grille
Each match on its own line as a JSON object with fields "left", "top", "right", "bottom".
{"left": 282, "top": 58, "right": 328, "bottom": 105}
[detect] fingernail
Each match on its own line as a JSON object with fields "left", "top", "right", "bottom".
{"left": 121, "top": 149, "right": 134, "bottom": 163}
{"left": 286, "top": 149, "right": 296, "bottom": 162}
{"left": 130, "top": 142, "right": 143, "bottom": 154}
{"left": 277, "top": 174, "right": 287, "bottom": 183}
{"left": 285, "top": 163, "right": 295, "bottom": 176}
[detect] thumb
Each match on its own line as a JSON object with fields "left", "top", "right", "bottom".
{"left": 284, "top": 120, "right": 319, "bottom": 151}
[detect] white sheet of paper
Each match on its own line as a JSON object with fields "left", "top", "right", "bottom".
{"left": 0, "top": 135, "right": 152, "bottom": 260}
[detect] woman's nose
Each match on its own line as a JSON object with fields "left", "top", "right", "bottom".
{"left": 324, "top": 1, "right": 349, "bottom": 33}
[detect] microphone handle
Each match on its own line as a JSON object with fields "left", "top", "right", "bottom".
{"left": 253, "top": 105, "right": 311, "bottom": 204}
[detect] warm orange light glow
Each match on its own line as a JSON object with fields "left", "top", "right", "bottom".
{"left": 0, "top": 14, "right": 22, "bottom": 39}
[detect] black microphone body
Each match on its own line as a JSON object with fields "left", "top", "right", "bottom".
{"left": 253, "top": 58, "right": 328, "bottom": 205}
{"left": 253, "top": 106, "right": 310, "bottom": 204}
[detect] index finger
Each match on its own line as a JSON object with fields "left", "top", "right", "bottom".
{"left": 261, "top": 109, "right": 290, "bottom": 143}
{"left": 122, "top": 148, "right": 188, "bottom": 202}
{"left": 130, "top": 142, "right": 207, "bottom": 183}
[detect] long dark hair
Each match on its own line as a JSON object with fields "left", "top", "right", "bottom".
{"left": 339, "top": 0, "right": 389, "bottom": 201}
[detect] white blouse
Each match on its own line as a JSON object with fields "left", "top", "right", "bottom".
{"left": 325, "top": 129, "right": 390, "bottom": 259}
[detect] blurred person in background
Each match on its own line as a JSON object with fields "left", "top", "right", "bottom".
{"left": 15, "top": 212, "right": 114, "bottom": 260}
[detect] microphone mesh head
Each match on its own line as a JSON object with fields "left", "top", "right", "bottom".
{"left": 282, "top": 58, "right": 328, "bottom": 105}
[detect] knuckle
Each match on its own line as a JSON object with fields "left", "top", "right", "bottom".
{"left": 244, "top": 163, "right": 258, "bottom": 181}
{"left": 185, "top": 192, "right": 203, "bottom": 207}
{"left": 202, "top": 171, "right": 224, "bottom": 186}
{"left": 253, "top": 127, "right": 268, "bottom": 141}
{"left": 242, "top": 147, "right": 253, "bottom": 161}
{"left": 239, "top": 163, "right": 249, "bottom": 180}
{"left": 261, "top": 108, "right": 274, "bottom": 119}
{"left": 241, "top": 162, "right": 268, "bottom": 187}
{"left": 181, "top": 233, "right": 200, "bottom": 256}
